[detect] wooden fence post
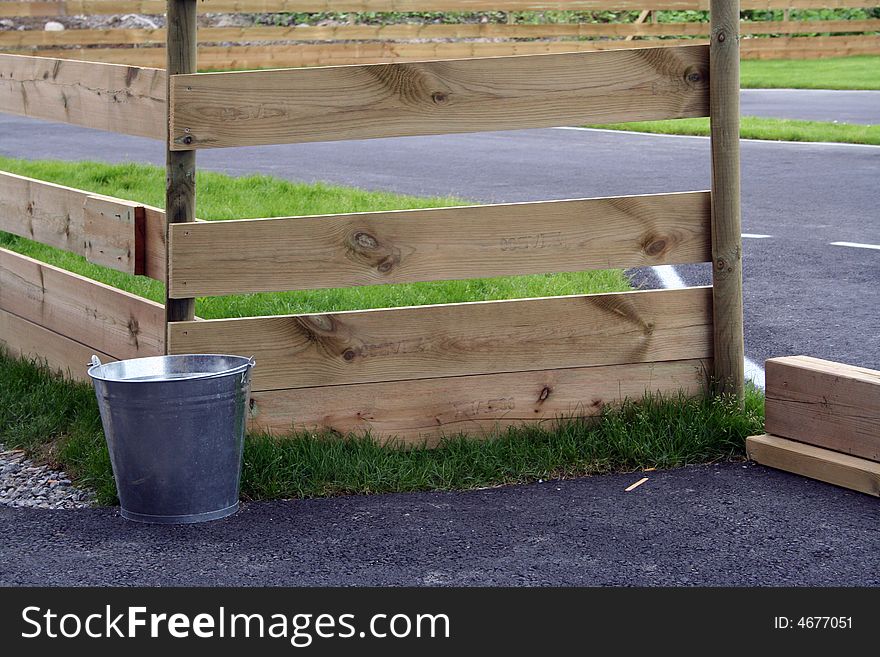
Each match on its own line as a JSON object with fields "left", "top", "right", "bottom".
{"left": 710, "top": 0, "right": 745, "bottom": 401}
{"left": 165, "top": 0, "right": 197, "bottom": 333}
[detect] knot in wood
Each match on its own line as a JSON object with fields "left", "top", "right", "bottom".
{"left": 342, "top": 349, "right": 357, "bottom": 362}
{"left": 353, "top": 232, "right": 379, "bottom": 250}
{"left": 645, "top": 238, "right": 667, "bottom": 257}
{"left": 537, "top": 386, "right": 552, "bottom": 403}
{"left": 717, "top": 31, "right": 726, "bottom": 43}
{"left": 716, "top": 258, "right": 726, "bottom": 271}
{"left": 431, "top": 91, "right": 449, "bottom": 105}
{"left": 377, "top": 257, "right": 394, "bottom": 273}
{"left": 182, "top": 135, "right": 193, "bottom": 145}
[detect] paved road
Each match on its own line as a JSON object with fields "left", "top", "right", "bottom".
{"left": 1, "top": 463, "right": 879, "bottom": 586}
{"left": 741, "top": 89, "right": 880, "bottom": 125}
{"left": 2, "top": 113, "right": 878, "bottom": 374}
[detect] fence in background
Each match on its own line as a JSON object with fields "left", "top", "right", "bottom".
{"left": 0, "top": 1, "right": 745, "bottom": 444}
{"left": 0, "top": 1, "right": 877, "bottom": 68}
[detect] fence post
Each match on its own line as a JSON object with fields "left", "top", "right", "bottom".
{"left": 165, "top": 0, "right": 197, "bottom": 335}
{"left": 710, "top": 0, "right": 744, "bottom": 402}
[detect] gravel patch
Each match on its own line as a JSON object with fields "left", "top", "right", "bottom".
{"left": 0, "top": 444, "right": 94, "bottom": 509}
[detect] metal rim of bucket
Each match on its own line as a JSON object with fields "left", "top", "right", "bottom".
{"left": 120, "top": 502, "right": 240, "bottom": 525}
{"left": 87, "top": 354, "right": 256, "bottom": 384}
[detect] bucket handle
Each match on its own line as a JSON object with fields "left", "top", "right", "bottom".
{"left": 89, "top": 355, "right": 102, "bottom": 368}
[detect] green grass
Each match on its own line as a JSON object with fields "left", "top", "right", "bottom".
{"left": 590, "top": 117, "right": 880, "bottom": 146}
{"left": 0, "top": 349, "right": 765, "bottom": 505}
{"left": 0, "top": 157, "right": 631, "bottom": 317}
{"left": 741, "top": 56, "right": 880, "bottom": 91}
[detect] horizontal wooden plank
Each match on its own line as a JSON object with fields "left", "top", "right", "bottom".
{"left": 169, "top": 44, "right": 709, "bottom": 149}
{"left": 747, "top": 434, "right": 880, "bottom": 498}
{"left": 0, "top": 170, "right": 140, "bottom": 272}
{"left": 4, "top": 19, "right": 876, "bottom": 49}
{"left": 0, "top": 53, "right": 165, "bottom": 139}
{"left": 168, "top": 286, "right": 713, "bottom": 392}
{"left": 250, "top": 358, "right": 709, "bottom": 444}
{"left": 0, "top": 170, "right": 165, "bottom": 279}
{"left": 0, "top": 247, "right": 165, "bottom": 360}
{"left": 3, "top": 1, "right": 878, "bottom": 18}
{"left": 168, "top": 191, "right": 711, "bottom": 298}
{"left": 0, "top": 308, "right": 115, "bottom": 382}
{"left": 765, "top": 356, "right": 880, "bottom": 463}
{"left": 21, "top": 39, "right": 704, "bottom": 69}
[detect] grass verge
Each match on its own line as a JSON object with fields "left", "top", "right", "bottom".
{"left": 741, "top": 56, "right": 880, "bottom": 91}
{"left": 589, "top": 117, "right": 880, "bottom": 146}
{"left": 0, "top": 157, "right": 631, "bottom": 316}
{"left": 0, "top": 349, "right": 765, "bottom": 505}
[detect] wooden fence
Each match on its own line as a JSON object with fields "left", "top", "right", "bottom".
{"left": 0, "top": 1, "right": 877, "bottom": 68}
{"left": 0, "top": 1, "right": 745, "bottom": 445}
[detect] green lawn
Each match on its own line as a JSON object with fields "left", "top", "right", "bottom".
{"left": 741, "top": 56, "right": 880, "bottom": 91}
{"left": 0, "top": 157, "right": 631, "bottom": 318}
{"left": 590, "top": 117, "right": 880, "bottom": 146}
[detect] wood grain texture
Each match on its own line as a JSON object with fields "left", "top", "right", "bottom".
{"left": 747, "top": 434, "right": 880, "bottom": 498}
{"left": 168, "top": 286, "right": 714, "bottom": 392}
{"left": 0, "top": 308, "right": 115, "bottom": 382}
{"left": 164, "top": 0, "right": 197, "bottom": 327}
{"left": 168, "top": 191, "right": 711, "bottom": 298}
{"left": 0, "top": 170, "right": 165, "bottom": 277}
{"left": 709, "top": 0, "right": 744, "bottom": 400}
{"left": 0, "top": 53, "right": 165, "bottom": 139}
{"left": 249, "top": 358, "right": 710, "bottom": 444}
{"left": 3, "top": 1, "right": 877, "bottom": 18}
{"left": 23, "top": 35, "right": 878, "bottom": 69}
{"left": 5, "top": 19, "right": 875, "bottom": 49}
{"left": 0, "top": 247, "right": 165, "bottom": 360}
{"left": 169, "top": 45, "right": 710, "bottom": 149}
{"left": 764, "top": 356, "right": 880, "bottom": 463}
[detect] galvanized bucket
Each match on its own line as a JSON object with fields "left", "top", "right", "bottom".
{"left": 88, "top": 354, "right": 255, "bottom": 524}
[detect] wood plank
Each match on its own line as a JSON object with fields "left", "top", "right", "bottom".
{"left": 0, "top": 53, "right": 165, "bottom": 139}
{"left": 168, "top": 191, "right": 711, "bottom": 298}
{"left": 249, "top": 358, "right": 709, "bottom": 444}
{"left": 765, "top": 356, "right": 880, "bottom": 463}
{"left": 3, "top": 1, "right": 878, "bottom": 18}
{"left": 709, "top": 0, "right": 744, "bottom": 400}
{"left": 0, "top": 247, "right": 165, "bottom": 360}
{"left": 747, "top": 434, "right": 880, "bottom": 498}
{"left": 168, "top": 286, "right": 713, "bottom": 392}
{"left": 0, "top": 308, "right": 115, "bottom": 382}
{"left": 169, "top": 45, "right": 710, "bottom": 150}
{"left": 4, "top": 19, "right": 877, "bottom": 50}
{"left": 0, "top": 170, "right": 165, "bottom": 278}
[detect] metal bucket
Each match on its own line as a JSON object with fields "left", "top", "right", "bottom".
{"left": 88, "top": 354, "right": 255, "bottom": 524}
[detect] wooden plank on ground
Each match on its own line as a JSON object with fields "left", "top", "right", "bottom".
{"left": 168, "top": 191, "right": 711, "bottom": 298}
{"left": 169, "top": 44, "right": 709, "bottom": 149}
{"left": 0, "top": 171, "right": 165, "bottom": 278}
{"left": 168, "top": 286, "right": 713, "bottom": 392}
{"left": 0, "top": 308, "right": 114, "bottom": 382}
{"left": 249, "top": 358, "right": 709, "bottom": 444}
{"left": 765, "top": 356, "right": 880, "bottom": 463}
{"left": 0, "top": 247, "right": 165, "bottom": 360}
{"left": 0, "top": 53, "right": 166, "bottom": 139}
{"left": 747, "top": 434, "right": 880, "bottom": 498}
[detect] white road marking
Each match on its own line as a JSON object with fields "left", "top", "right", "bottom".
{"left": 652, "top": 265, "right": 765, "bottom": 389}
{"left": 742, "top": 233, "right": 772, "bottom": 239}
{"left": 830, "top": 241, "right": 880, "bottom": 251}
{"left": 552, "top": 126, "right": 880, "bottom": 149}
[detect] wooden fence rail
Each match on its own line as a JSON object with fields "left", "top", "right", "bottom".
{"left": 168, "top": 45, "right": 709, "bottom": 149}
{"left": 0, "top": 54, "right": 166, "bottom": 139}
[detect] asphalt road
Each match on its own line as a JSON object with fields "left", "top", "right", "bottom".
{"left": 2, "top": 463, "right": 879, "bottom": 586}
{"left": 741, "top": 89, "right": 880, "bottom": 125}
{"left": 1, "top": 108, "right": 879, "bottom": 586}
